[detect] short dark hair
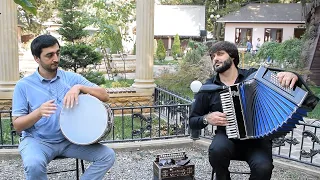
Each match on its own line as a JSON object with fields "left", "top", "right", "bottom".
{"left": 30, "top": 35, "right": 60, "bottom": 58}
{"left": 209, "top": 41, "right": 239, "bottom": 67}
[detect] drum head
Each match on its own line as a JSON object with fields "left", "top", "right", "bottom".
{"left": 60, "top": 94, "right": 108, "bottom": 145}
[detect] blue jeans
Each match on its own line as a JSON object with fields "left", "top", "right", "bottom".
{"left": 19, "top": 136, "right": 115, "bottom": 180}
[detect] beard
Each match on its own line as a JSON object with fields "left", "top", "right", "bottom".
{"left": 213, "top": 57, "right": 233, "bottom": 73}
{"left": 39, "top": 60, "right": 59, "bottom": 73}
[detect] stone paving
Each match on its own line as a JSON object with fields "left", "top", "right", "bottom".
{"left": 1, "top": 144, "right": 320, "bottom": 180}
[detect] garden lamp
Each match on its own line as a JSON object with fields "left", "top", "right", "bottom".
{"left": 189, "top": 80, "right": 203, "bottom": 140}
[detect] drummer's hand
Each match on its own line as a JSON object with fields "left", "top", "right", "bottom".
{"left": 38, "top": 99, "right": 57, "bottom": 117}
{"left": 206, "top": 112, "right": 228, "bottom": 126}
{"left": 63, "top": 85, "right": 81, "bottom": 108}
{"left": 277, "top": 72, "right": 298, "bottom": 89}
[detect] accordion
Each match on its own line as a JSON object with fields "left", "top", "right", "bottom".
{"left": 199, "top": 66, "right": 319, "bottom": 139}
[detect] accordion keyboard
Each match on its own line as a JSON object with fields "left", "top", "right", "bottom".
{"left": 220, "top": 91, "right": 239, "bottom": 139}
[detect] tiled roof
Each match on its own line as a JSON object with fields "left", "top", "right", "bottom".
{"left": 217, "top": 3, "right": 305, "bottom": 23}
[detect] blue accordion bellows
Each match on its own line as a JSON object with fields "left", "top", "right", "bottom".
{"left": 239, "top": 79, "right": 308, "bottom": 139}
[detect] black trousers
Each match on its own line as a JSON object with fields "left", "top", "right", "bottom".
{"left": 208, "top": 130, "right": 274, "bottom": 180}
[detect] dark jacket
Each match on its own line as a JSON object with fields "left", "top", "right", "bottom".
{"left": 189, "top": 68, "right": 257, "bottom": 130}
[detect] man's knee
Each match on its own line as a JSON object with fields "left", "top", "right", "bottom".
{"left": 208, "top": 141, "right": 234, "bottom": 167}
{"left": 252, "top": 161, "right": 274, "bottom": 176}
{"left": 23, "top": 156, "right": 47, "bottom": 175}
{"left": 101, "top": 148, "right": 116, "bottom": 167}
{"left": 208, "top": 138, "right": 233, "bottom": 158}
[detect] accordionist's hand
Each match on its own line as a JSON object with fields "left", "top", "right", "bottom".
{"left": 276, "top": 72, "right": 298, "bottom": 89}
{"left": 206, "top": 112, "right": 228, "bottom": 126}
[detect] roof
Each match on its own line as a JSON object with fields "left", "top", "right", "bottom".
{"left": 217, "top": 3, "right": 305, "bottom": 23}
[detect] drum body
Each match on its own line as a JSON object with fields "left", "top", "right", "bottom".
{"left": 59, "top": 94, "right": 113, "bottom": 145}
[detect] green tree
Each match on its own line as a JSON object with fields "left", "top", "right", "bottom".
{"left": 110, "top": 29, "right": 123, "bottom": 54}
{"left": 172, "top": 34, "right": 181, "bottom": 60}
{"left": 14, "top": 0, "right": 37, "bottom": 15}
{"left": 57, "top": 0, "right": 101, "bottom": 72}
{"left": 88, "top": 0, "right": 135, "bottom": 53}
{"left": 17, "top": 0, "right": 59, "bottom": 35}
{"left": 156, "top": 39, "right": 166, "bottom": 61}
{"left": 57, "top": 0, "right": 90, "bottom": 43}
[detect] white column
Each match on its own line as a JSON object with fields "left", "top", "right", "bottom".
{"left": 131, "top": 0, "right": 156, "bottom": 94}
{"left": 0, "top": 0, "right": 20, "bottom": 99}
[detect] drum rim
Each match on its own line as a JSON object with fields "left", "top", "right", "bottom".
{"left": 59, "top": 94, "right": 109, "bottom": 145}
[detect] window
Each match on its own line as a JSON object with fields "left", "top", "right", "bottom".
{"left": 264, "top": 28, "right": 283, "bottom": 43}
{"left": 235, "top": 28, "right": 252, "bottom": 46}
{"left": 294, "top": 28, "right": 306, "bottom": 39}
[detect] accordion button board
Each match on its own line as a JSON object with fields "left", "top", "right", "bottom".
{"left": 255, "top": 66, "right": 308, "bottom": 106}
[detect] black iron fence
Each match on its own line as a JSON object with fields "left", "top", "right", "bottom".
{"left": 1, "top": 86, "right": 320, "bottom": 169}
{"left": 0, "top": 87, "right": 192, "bottom": 148}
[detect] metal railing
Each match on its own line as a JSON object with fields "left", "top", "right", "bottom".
{"left": 0, "top": 105, "right": 191, "bottom": 148}
{"left": 0, "top": 87, "right": 192, "bottom": 148}
{"left": 198, "top": 119, "right": 320, "bottom": 168}
{"left": 154, "top": 87, "right": 320, "bottom": 168}
{"left": 1, "top": 86, "right": 320, "bottom": 169}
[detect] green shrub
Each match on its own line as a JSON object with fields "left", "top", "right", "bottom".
{"left": 60, "top": 43, "right": 103, "bottom": 72}
{"left": 275, "top": 38, "right": 304, "bottom": 69}
{"left": 184, "top": 49, "right": 202, "bottom": 64}
{"left": 256, "top": 41, "right": 281, "bottom": 60}
{"left": 187, "top": 40, "right": 207, "bottom": 57}
{"left": 172, "top": 34, "right": 181, "bottom": 59}
{"left": 156, "top": 56, "right": 212, "bottom": 99}
{"left": 156, "top": 39, "right": 166, "bottom": 61}
{"left": 183, "top": 40, "right": 207, "bottom": 65}
{"left": 81, "top": 71, "right": 106, "bottom": 85}
{"left": 111, "top": 81, "right": 131, "bottom": 88}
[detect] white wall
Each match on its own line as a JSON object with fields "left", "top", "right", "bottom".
{"left": 224, "top": 23, "right": 304, "bottom": 44}
{"left": 154, "top": 5, "right": 205, "bottom": 36}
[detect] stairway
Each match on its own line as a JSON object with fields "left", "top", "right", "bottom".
{"left": 309, "top": 31, "right": 320, "bottom": 86}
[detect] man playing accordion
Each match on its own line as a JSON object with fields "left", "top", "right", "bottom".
{"left": 189, "top": 41, "right": 299, "bottom": 180}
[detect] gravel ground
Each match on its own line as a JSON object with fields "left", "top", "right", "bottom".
{"left": 1, "top": 145, "right": 320, "bottom": 180}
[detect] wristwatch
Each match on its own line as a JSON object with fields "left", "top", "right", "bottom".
{"left": 203, "top": 114, "right": 208, "bottom": 125}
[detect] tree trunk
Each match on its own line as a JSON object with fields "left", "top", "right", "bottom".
{"left": 216, "top": 22, "right": 222, "bottom": 40}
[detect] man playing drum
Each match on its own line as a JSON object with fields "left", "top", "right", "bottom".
{"left": 12, "top": 35, "right": 115, "bottom": 180}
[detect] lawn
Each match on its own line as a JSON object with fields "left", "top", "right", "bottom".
{"left": 0, "top": 118, "right": 20, "bottom": 145}
{"left": 307, "top": 86, "right": 320, "bottom": 119}
{"left": 104, "top": 113, "right": 178, "bottom": 141}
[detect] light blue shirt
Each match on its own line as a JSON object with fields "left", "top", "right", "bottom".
{"left": 12, "top": 69, "right": 98, "bottom": 143}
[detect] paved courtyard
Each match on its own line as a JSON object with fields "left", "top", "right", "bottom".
{"left": 1, "top": 139, "right": 320, "bottom": 180}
